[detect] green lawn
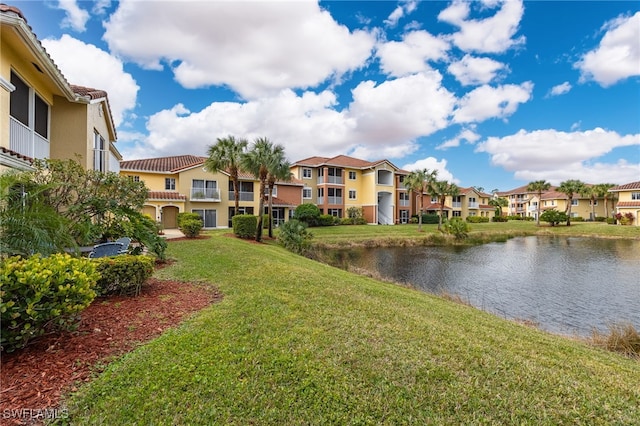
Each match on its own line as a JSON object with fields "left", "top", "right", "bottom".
{"left": 63, "top": 229, "right": 640, "bottom": 424}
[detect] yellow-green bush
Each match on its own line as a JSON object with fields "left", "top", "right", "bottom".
{"left": 92, "top": 255, "right": 154, "bottom": 297}
{"left": 1, "top": 254, "right": 98, "bottom": 352}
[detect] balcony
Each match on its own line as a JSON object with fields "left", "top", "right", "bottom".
{"left": 10, "top": 116, "right": 49, "bottom": 159}
{"left": 399, "top": 199, "right": 410, "bottom": 207}
{"left": 317, "top": 176, "right": 343, "bottom": 184}
{"left": 191, "top": 188, "right": 220, "bottom": 201}
{"left": 452, "top": 202, "right": 462, "bottom": 208}
{"left": 468, "top": 202, "right": 479, "bottom": 209}
{"left": 317, "top": 196, "right": 343, "bottom": 205}
{"left": 228, "top": 191, "right": 254, "bottom": 202}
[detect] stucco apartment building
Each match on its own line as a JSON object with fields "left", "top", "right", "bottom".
{"left": 497, "top": 185, "right": 611, "bottom": 220}
{"left": 119, "top": 155, "right": 304, "bottom": 229}
{"left": 1, "top": 4, "right": 120, "bottom": 173}
{"left": 609, "top": 181, "right": 640, "bottom": 226}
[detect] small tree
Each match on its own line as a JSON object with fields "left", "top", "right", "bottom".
{"left": 277, "top": 219, "right": 313, "bottom": 255}
{"left": 540, "top": 209, "right": 567, "bottom": 226}
{"left": 557, "top": 179, "right": 586, "bottom": 226}
{"left": 294, "top": 203, "right": 321, "bottom": 227}
{"left": 527, "top": 180, "right": 551, "bottom": 226}
{"left": 443, "top": 218, "right": 470, "bottom": 240}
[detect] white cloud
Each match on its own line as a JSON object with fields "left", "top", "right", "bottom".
{"left": 439, "top": 0, "right": 525, "bottom": 54}
{"left": 436, "top": 128, "right": 480, "bottom": 150}
{"left": 476, "top": 128, "right": 640, "bottom": 184}
{"left": 103, "top": 0, "right": 376, "bottom": 99}
{"left": 453, "top": 81, "right": 533, "bottom": 123}
{"left": 347, "top": 71, "right": 456, "bottom": 145}
{"left": 402, "top": 157, "right": 458, "bottom": 183}
{"left": 377, "top": 31, "right": 450, "bottom": 77}
{"left": 123, "top": 90, "right": 357, "bottom": 162}
{"left": 447, "top": 54, "right": 507, "bottom": 86}
{"left": 42, "top": 35, "right": 139, "bottom": 127}
{"left": 548, "top": 82, "right": 572, "bottom": 97}
{"left": 57, "top": 0, "right": 90, "bottom": 32}
{"left": 384, "top": 0, "right": 419, "bottom": 27}
{"left": 92, "top": 0, "right": 111, "bottom": 15}
{"left": 575, "top": 12, "right": 640, "bottom": 87}
{"left": 123, "top": 72, "right": 458, "bottom": 164}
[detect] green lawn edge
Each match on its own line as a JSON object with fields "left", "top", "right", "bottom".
{"left": 62, "top": 228, "right": 640, "bottom": 425}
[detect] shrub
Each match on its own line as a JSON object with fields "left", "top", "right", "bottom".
{"left": 93, "top": 255, "right": 155, "bottom": 296}
{"left": 443, "top": 218, "right": 470, "bottom": 240}
{"left": 540, "top": 209, "right": 567, "bottom": 226}
{"left": 420, "top": 214, "right": 440, "bottom": 224}
{"left": 294, "top": 203, "right": 321, "bottom": 227}
{"left": 1, "top": 254, "right": 98, "bottom": 352}
{"left": 180, "top": 219, "right": 203, "bottom": 238}
{"left": 572, "top": 216, "right": 584, "bottom": 222}
{"left": 589, "top": 322, "right": 640, "bottom": 359}
{"left": 177, "top": 212, "right": 202, "bottom": 228}
{"left": 318, "top": 214, "right": 338, "bottom": 226}
{"left": 594, "top": 216, "right": 606, "bottom": 222}
{"left": 606, "top": 217, "right": 616, "bottom": 225}
{"left": 466, "top": 216, "right": 489, "bottom": 223}
{"left": 492, "top": 216, "right": 508, "bottom": 222}
{"left": 615, "top": 212, "right": 635, "bottom": 225}
{"left": 277, "top": 219, "right": 313, "bottom": 255}
{"left": 233, "top": 214, "right": 257, "bottom": 239}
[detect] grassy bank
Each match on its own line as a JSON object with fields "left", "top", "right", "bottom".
{"left": 309, "top": 220, "right": 640, "bottom": 248}
{"left": 63, "top": 232, "right": 639, "bottom": 424}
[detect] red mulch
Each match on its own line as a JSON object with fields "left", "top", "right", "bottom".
{"left": 0, "top": 277, "right": 222, "bottom": 425}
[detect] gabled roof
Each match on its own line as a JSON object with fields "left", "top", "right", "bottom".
{"left": 293, "top": 154, "right": 399, "bottom": 171}
{"left": 71, "top": 84, "right": 117, "bottom": 141}
{"left": 1, "top": 3, "right": 76, "bottom": 100}
{"left": 120, "top": 155, "right": 206, "bottom": 173}
{"left": 609, "top": 181, "right": 640, "bottom": 192}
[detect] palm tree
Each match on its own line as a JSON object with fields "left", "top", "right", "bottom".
{"left": 557, "top": 179, "right": 586, "bottom": 226}
{"left": 429, "top": 180, "right": 459, "bottom": 231}
{"left": 593, "top": 183, "right": 616, "bottom": 219}
{"left": 404, "top": 168, "right": 438, "bottom": 232}
{"left": 241, "top": 137, "right": 285, "bottom": 242}
{"left": 527, "top": 180, "right": 551, "bottom": 226}
{"left": 488, "top": 196, "right": 508, "bottom": 218}
{"left": 204, "top": 135, "right": 248, "bottom": 216}
{"left": 266, "top": 157, "right": 292, "bottom": 238}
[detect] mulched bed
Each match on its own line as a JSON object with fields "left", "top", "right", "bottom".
{"left": 0, "top": 277, "right": 222, "bottom": 425}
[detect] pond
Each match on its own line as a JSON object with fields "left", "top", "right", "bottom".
{"left": 328, "top": 236, "right": 640, "bottom": 336}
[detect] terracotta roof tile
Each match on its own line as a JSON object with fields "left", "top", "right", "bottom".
{"left": 293, "top": 155, "right": 398, "bottom": 170}
{"left": 616, "top": 201, "right": 640, "bottom": 207}
{"left": 609, "top": 181, "right": 640, "bottom": 192}
{"left": 1, "top": 146, "right": 33, "bottom": 163}
{"left": 148, "top": 191, "right": 186, "bottom": 201}
{"left": 120, "top": 155, "right": 206, "bottom": 173}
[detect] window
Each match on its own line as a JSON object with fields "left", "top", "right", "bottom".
{"left": 303, "top": 187, "right": 312, "bottom": 199}
{"left": 571, "top": 199, "right": 579, "bottom": 206}
{"left": 327, "top": 208, "right": 342, "bottom": 218}
{"left": 453, "top": 211, "right": 462, "bottom": 217}
{"left": 348, "top": 189, "right": 356, "bottom": 200}
{"left": 398, "top": 175, "right": 406, "bottom": 184}
{"left": 128, "top": 175, "right": 140, "bottom": 182}
{"left": 302, "top": 168, "right": 312, "bottom": 179}
{"left": 632, "top": 192, "right": 640, "bottom": 200}
{"left": 165, "top": 178, "right": 176, "bottom": 191}
{"left": 264, "top": 185, "right": 277, "bottom": 197}
{"left": 93, "top": 132, "right": 107, "bottom": 172}
{"left": 192, "top": 179, "right": 218, "bottom": 199}
{"left": 10, "top": 71, "right": 29, "bottom": 127}
{"left": 348, "top": 171, "right": 356, "bottom": 180}
{"left": 192, "top": 209, "right": 217, "bottom": 228}
{"left": 399, "top": 192, "right": 410, "bottom": 206}
{"left": 590, "top": 200, "right": 598, "bottom": 206}
{"left": 431, "top": 196, "right": 438, "bottom": 203}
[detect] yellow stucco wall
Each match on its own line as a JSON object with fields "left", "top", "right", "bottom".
{"left": 49, "top": 97, "right": 87, "bottom": 166}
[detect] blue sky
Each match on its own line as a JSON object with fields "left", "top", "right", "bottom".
{"left": 13, "top": 0, "right": 640, "bottom": 192}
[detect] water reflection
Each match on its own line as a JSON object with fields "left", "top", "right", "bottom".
{"left": 330, "top": 236, "right": 640, "bottom": 336}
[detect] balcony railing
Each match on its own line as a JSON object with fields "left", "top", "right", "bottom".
{"left": 317, "top": 176, "right": 343, "bottom": 184}
{"left": 191, "top": 188, "right": 220, "bottom": 201}
{"left": 317, "top": 196, "right": 343, "bottom": 205}
{"left": 228, "top": 191, "right": 254, "bottom": 201}
{"left": 10, "top": 116, "right": 49, "bottom": 159}
{"left": 468, "top": 202, "right": 479, "bottom": 208}
{"left": 452, "top": 202, "right": 462, "bottom": 208}
{"left": 399, "top": 199, "right": 410, "bottom": 207}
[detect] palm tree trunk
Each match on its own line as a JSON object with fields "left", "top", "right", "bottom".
{"left": 267, "top": 184, "right": 274, "bottom": 238}
{"left": 256, "top": 180, "right": 266, "bottom": 242}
